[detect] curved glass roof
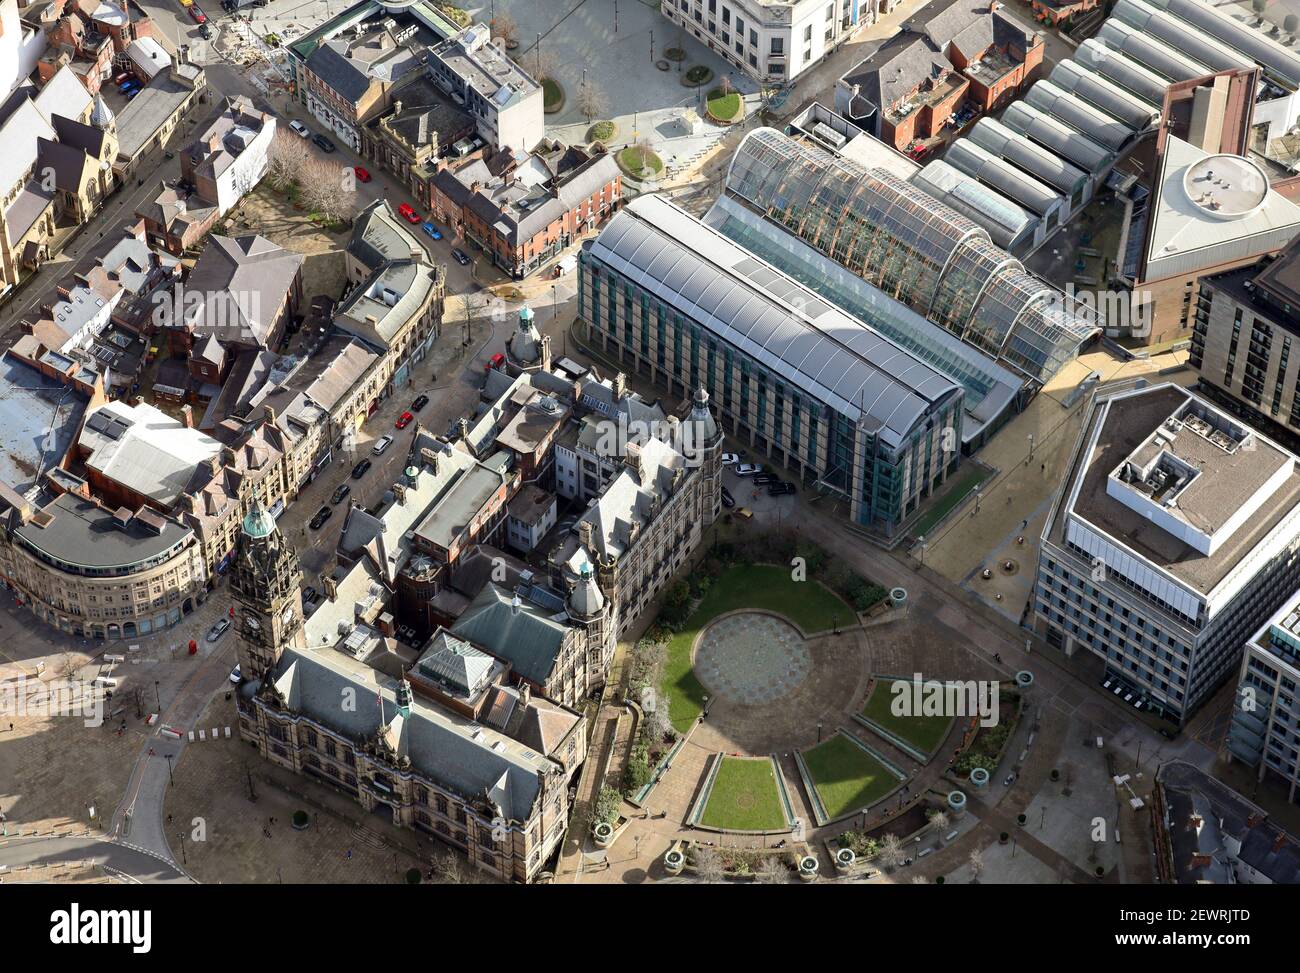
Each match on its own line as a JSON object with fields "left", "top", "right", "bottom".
{"left": 725, "top": 129, "right": 1097, "bottom": 384}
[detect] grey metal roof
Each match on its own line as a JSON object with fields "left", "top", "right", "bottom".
{"left": 1048, "top": 58, "right": 1161, "bottom": 132}
{"left": 12, "top": 493, "right": 194, "bottom": 572}
{"left": 1097, "top": 19, "right": 1213, "bottom": 82}
{"left": 913, "top": 160, "right": 1035, "bottom": 250}
{"left": 1024, "top": 80, "right": 1137, "bottom": 153}
{"left": 589, "top": 195, "right": 961, "bottom": 447}
{"left": 944, "top": 140, "right": 1063, "bottom": 217}
{"left": 1074, "top": 38, "right": 1171, "bottom": 107}
{"left": 1000, "top": 101, "right": 1115, "bottom": 174}
{"left": 1112, "top": 0, "right": 1256, "bottom": 75}
{"left": 0, "top": 353, "right": 90, "bottom": 495}
{"left": 416, "top": 630, "right": 497, "bottom": 697}
{"left": 968, "top": 117, "right": 1089, "bottom": 195}
{"left": 1148, "top": 0, "right": 1300, "bottom": 88}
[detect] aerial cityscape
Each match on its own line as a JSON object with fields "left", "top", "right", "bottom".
{"left": 1, "top": 0, "right": 1298, "bottom": 925}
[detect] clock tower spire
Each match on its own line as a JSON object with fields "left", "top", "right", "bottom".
{"left": 230, "top": 502, "right": 304, "bottom": 681}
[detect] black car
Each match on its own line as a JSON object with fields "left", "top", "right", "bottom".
{"left": 411, "top": 394, "right": 429, "bottom": 412}
{"left": 753, "top": 473, "right": 778, "bottom": 486}
{"left": 199, "top": 23, "right": 211, "bottom": 38}
{"left": 331, "top": 483, "right": 351, "bottom": 504}
{"left": 450, "top": 248, "right": 471, "bottom": 266}
{"left": 720, "top": 486, "right": 735, "bottom": 508}
{"left": 312, "top": 133, "right": 336, "bottom": 153}
{"left": 351, "top": 459, "right": 372, "bottom": 479}
{"left": 302, "top": 586, "right": 319, "bottom": 604}
{"left": 308, "top": 505, "right": 333, "bottom": 530}
{"left": 767, "top": 481, "right": 796, "bottom": 496}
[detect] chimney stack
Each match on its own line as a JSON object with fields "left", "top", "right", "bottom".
{"left": 181, "top": 404, "right": 194, "bottom": 428}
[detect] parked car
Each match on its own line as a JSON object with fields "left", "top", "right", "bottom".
{"left": 309, "top": 505, "right": 333, "bottom": 530}
{"left": 113, "top": 71, "right": 132, "bottom": 86}
{"left": 118, "top": 79, "right": 139, "bottom": 94}
{"left": 411, "top": 394, "right": 429, "bottom": 412}
{"left": 450, "top": 247, "right": 471, "bottom": 266}
{"left": 289, "top": 119, "right": 310, "bottom": 139}
{"left": 312, "top": 133, "right": 336, "bottom": 153}
{"left": 1004, "top": 772, "right": 1017, "bottom": 786}
{"left": 735, "top": 507, "right": 754, "bottom": 520}
{"left": 229, "top": 663, "right": 241, "bottom": 684}
{"left": 206, "top": 618, "right": 231, "bottom": 643}
{"left": 189, "top": 5, "right": 207, "bottom": 23}
{"left": 397, "top": 203, "right": 421, "bottom": 224}
{"left": 353, "top": 165, "right": 371, "bottom": 183}
{"left": 302, "top": 586, "right": 319, "bottom": 604}
{"left": 199, "top": 23, "right": 211, "bottom": 38}
{"left": 351, "top": 459, "right": 372, "bottom": 479}
{"left": 753, "top": 473, "right": 777, "bottom": 486}
{"left": 331, "top": 484, "right": 351, "bottom": 505}
{"left": 721, "top": 452, "right": 740, "bottom": 466}
{"left": 395, "top": 411, "right": 414, "bottom": 429}
{"left": 720, "top": 486, "right": 735, "bottom": 508}
{"left": 734, "top": 463, "right": 761, "bottom": 477}
{"left": 421, "top": 221, "right": 442, "bottom": 240}
{"left": 372, "top": 435, "right": 394, "bottom": 455}
{"left": 767, "top": 481, "right": 796, "bottom": 496}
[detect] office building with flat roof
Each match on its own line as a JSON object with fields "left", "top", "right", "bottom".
{"left": 579, "top": 193, "right": 965, "bottom": 535}
{"left": 1034, "top": 382, "right": 1300, "bottom": 725}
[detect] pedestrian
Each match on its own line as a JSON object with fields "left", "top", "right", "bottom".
{"left": 1021, "top": 519, "right": 1028, "bottom": 530}
{"left": 346, "top": 848, "right": 352, "bottom": 860}
{"left": 7, "top": 722, "right": 11, "bottom": 732}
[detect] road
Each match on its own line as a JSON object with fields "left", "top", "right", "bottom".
{"left": 0, "top": 833, "right": 191, "bottom": 883}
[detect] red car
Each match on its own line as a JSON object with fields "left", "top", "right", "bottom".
{"left": 353, "top": 165, "right": 372, "bottom": 183}
{"left": 113, "top": 71, "right": 132, "bottom": 86}
{"left": 486, "top": 352, "right": 506, "bottom": 373}
{"left": 395, "top": 411, "right": 414, "bottom": 429}
{"left": 397, "top": 203, "right": 421, "bottom": 224}
{"left": 189, "top": 5, "right": 206, "bottom": 23}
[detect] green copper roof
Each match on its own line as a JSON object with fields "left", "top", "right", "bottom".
{"left": 242, "top": 504, "right": 275, "bottom": 539}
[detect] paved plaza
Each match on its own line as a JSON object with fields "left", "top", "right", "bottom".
{"left": 466, "top": 0, "right": 757, "bottom": 174}
{"left": 694, "top": 613, "right": 811, "bottom": 707}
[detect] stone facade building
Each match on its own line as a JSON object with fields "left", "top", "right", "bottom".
{"left": 231, "top": 505, "right": 581, "bottom": 883}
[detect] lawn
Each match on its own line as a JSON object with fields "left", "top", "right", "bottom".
{"left": 910, "top": 464, "right": 988, "bottom": 538}
{"left": 706, "top": 88, "right": 742, "bottom": 122}
{"left": 542, "top": 78, "right": 564, "bottom": 112}
{"left": 860, "top": 679, "right": 955, "bottom": 756}
{"left": 802, "top": 734, "right": 902, "bottom": 821}
{"left": 661, "top": 564, "right": 850, "bottom": 732}
{"left": 617, "top": 146, "right": 664, "bottom": 178}
{"left": 699, "top": 757, "right": 787, "bottom": 831}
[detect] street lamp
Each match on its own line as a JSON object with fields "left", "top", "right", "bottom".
{"left": 1026, "top": 433, "right": 1035, "bottom": 465}
{"left": 918, "top": 534, "right": 927, "bottom": 567}
{"left": 154, "top": 680, "right": 160, "bottom": 712}
{"left": 816, "top": 722, "right": 822, "bottom": 743}
{"left": 177, "top": 831, "right": 187, "bottom": 865}
{"left": 164, "top": 752, "right": 174, "bottom": 787}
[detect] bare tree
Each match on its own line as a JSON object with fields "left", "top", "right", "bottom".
{"left": 530, "top": 47, "right": 560, "bottom": 83}
{"left": 968, "top": 847, "right": 985, "bottom": 884}
{"left": 693, "top": 846, "right": 725, "bottom": 883}
{"left": 299, "top": 155, "right": 357, "bottom": 225}
{"left": 576, "top": 79, "right": 608, "bottom": 124}
{"left": 878, "top": 832, "right": 904, "bottom": 872}
{"left": 266, "top": 128, "right": 311, "bottom": 190}
{"left": 719, "top": 74, "right": 733, "bottom": 96}
{"left": 490, "top": 12, "right": 518, "bottom": 47}
{"left": 434, "top": 850, "right": 471, "bottom": 884}
{"left": 928, "top": 810, "right": 950, "bottom": 837}
{"left": 910, "top": 875, "right": 928, "bottom": 884}
{"left": 644, "top": 693, "right": 675, "bottom": 743}
{"left": 755, "top": 855, "right": 787, "bottom": 884}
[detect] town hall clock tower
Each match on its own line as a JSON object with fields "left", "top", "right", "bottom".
{"left": 229, "top": 503, "right": 305, "bottom": 681}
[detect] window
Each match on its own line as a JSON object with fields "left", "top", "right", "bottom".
{"left": 770, "top": 37, "right": 784, "bottom": 55}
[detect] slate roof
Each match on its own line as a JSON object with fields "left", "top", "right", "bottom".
{"left": 269, "top": 643, "right": 552, "bottom": 821}
{"left": 451, "top": 583, "right": 569, "bottom": 685}
{"left": 183, "top": 235, "right": 303, "bottom": 348}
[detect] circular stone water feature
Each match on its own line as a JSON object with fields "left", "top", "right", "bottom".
{"left": 694, "top": 613, "right": 811, "bottom": 705}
